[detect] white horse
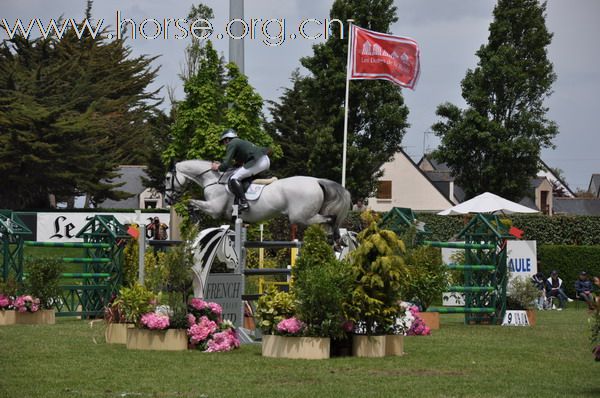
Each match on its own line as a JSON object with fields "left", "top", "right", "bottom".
{"left": 165, "top": 160, "right": 352, "bottom": 238}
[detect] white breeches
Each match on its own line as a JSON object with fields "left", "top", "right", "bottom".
{"left": 231, "top": 155, "right": 270, "bottom": 180}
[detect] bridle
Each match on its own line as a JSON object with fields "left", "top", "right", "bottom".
{"left": 165, "top": 165, "right": 229, "bottom": 203}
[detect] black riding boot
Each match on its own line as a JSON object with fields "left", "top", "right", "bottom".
{"left": 228, "top": 178, "right": 250, "bottom": 212}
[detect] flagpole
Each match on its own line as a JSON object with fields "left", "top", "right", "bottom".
{"left": 341, "top": 21, "right": 353, "bottom": 188}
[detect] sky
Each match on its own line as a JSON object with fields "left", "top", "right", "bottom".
{"left": 2, "top": 0, "right": 599, "bottom": 191}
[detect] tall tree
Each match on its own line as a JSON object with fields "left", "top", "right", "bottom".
{"left": 268, "top": 0, "right": 409, "bottom": 200}
{"left": 0, "top": 2, "right": 161, "bottom": 209}
{"left": 431, "top": 0, "right": 558, "bottom": 201}
{"left": 163, "top": 5, "right": 279, "bottom": 166}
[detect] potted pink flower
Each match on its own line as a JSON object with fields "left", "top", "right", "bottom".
{"left": 186, "top": 298, "right": 240, "bottom": 353}
{"left": 261, "top": 316, "right": 330, "bottom": 360}
{"left": 0, "top": 293, "right": 15, "bottom": 325}
{"left": 127, "top": 309, "right": 188, "bottom": 351}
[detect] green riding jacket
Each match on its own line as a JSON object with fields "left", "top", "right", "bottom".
{"left": 218, "top": 137, "right": 269, "bottom": 172}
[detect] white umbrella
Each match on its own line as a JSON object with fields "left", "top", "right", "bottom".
{"left": 437, "top": 192, "right": 540, "bottom": 216}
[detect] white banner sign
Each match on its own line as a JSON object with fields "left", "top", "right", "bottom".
{"left": 506, "top": 240, "right": 537, "bottom": 281}
{"left": 36, "top": 212, "right": 170, "bottom": 242}
{"left": 502, "top": 310, "right": 531, "bottom": 327}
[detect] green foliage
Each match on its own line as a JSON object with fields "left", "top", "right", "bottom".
{"left": 402, "top": 246, "right": 448, "bottom": 310}
{"left": 267, "top": 0, "right": 409, "bottom": 200}
{"left": 255, "top": 286, "right": 296, "bottom": 335}
{"left": 143, "top": 250, "right": 168, "bottom": 294}
{"left": 0, "top": 277, "right": 18, "bottom": 296}
{"left": 164, "top": 33, "right": 280, "bottom": 165}
{"left": 0, "top": 6, "right": 162, "bottom": 209}
{"left": 122, "top": 232, "right": 140, "bottom": 288}
{"left": 23, "top": 257, "right": 63, "bottom": 309}
{"left": 347, "top": 222, "right": 409, "bottom": 334}
{"left": 292, "top": 225, "right": 353, "bottom": 338}
{"left": 431, "top": 0, "right": 557, "bottom": 201}
{"left": 538, "top": 245, "right": 600, "bottom": 298}
{"left": 506, "top": 276, "right": 539, "bottom": 310}
{"left": 113, "top": 283, "right": 154, "bottom": 325}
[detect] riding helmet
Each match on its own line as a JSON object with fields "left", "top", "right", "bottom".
{"left": 220, "top": 129, "right": 238, "bottom": 142}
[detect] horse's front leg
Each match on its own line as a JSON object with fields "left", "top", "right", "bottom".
{"left": 189, "top": 199, "right": 223, "bottom": 219}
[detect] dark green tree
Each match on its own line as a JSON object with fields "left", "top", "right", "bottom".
{"left": 431, "top": 0, "right": 558, "bottom": 201}
{"left": 0, "top": 2, "right": 161, "bottom": 209}
{"left": 268, "top": 0, "right": 409, "bottom": 200}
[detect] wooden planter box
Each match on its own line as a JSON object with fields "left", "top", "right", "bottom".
{"left": 352, "top": 335, "right": 386, "bottom": 358}
{"left": 0, "top": 310, "right": 16, "bottom": 325}
{"left": 15, "top": 309, "right": 55, "bottom": 325}
{"left": 526, "top": 309, "right": 536, "bottom": 326}
{"left": 126, "top": 328, "right": 188, "bottom": 351}
{"left": 105, "top": 323, "right": 135, "bottom": 344}
{"left": 262, "top": 335, "right": 330, "bottom": 359}
{"left": 385, "top": 335, "right": 405, "bottom": 356}
{"left": 420, "top": 311, "right": 440, "bottom": 330}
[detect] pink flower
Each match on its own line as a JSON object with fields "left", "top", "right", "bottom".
{"left": 208, "top": 302, "right": 222, "bottom": 316}
{"left": 0, "top": 294, "right": 11, "bottom": 309}
{"left": 189, "top": 298, "right": 208, "bottom": 311}
{"left": 140, "top": 312, "right": 170, "bottom": 330}
{"left": 187, "top": 313, "right": 196, "bottom": 327}
{"left": 205, "top": 329, "right": 240, "bottom": 352}
{"left": 277, "top": 317, "right": 304, "bottom": 335}
{"left": 187, "top": 316, "right": 218, "bottom": 344}
{"left": 342, "top": 320, "right": 354, "bottom": 333}
{"left": 13, "top": 295, "right": 40, "bottom": 313}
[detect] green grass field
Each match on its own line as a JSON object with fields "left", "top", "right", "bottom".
{"left": 1, "top": 308, "right": 598, "bottom": 398}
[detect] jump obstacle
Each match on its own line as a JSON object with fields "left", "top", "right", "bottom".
{"left": 1, "top": 212, "right": 129, "bottom": 317}
{"left": 383, "top": 207, "right": 512, "bottom": 324}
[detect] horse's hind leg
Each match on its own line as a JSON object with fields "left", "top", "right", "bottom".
{"left": 304, "top": 214, "right": 332, "bottom": 225}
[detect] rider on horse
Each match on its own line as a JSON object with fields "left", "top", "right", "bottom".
{"left": 211, "top": 129, "right": 271, "bottom": 212}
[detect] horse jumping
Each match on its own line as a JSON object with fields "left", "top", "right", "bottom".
{"left": 164, "top": 160, "right": 351, "bottom": 238}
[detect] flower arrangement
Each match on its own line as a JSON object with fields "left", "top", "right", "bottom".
{"left": 276, "top": 317, "right": 305, "bottom": 336}
{"left": 186, "top": 298, "right": 240, "bottom": 352}
{"left": 140, "top": 312, "right": 170, "bottom": 330}
{"left": 406, "top": 306, "right": 431, "bottom": 336}
{"left": 13, "top": 295, "right": 40, "bottom": 313}
{"left": 386, "top": 303, "right": 414, "bottom": 335}
{"left": 0, "top": 294, "right": 12, "bottom": 310}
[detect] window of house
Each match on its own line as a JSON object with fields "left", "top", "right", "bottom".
{"left": 377, "top": 180, "right": 392, "bottom": 200}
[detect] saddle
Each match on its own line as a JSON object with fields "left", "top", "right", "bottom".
{"left": 241, "top": 176, "right": 278, "bottom": 201}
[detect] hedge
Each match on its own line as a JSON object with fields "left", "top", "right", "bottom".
{"left": 187, "top": 211, "right": 600, "bottom": 246}
{"left": 185, "top": 210, "right": 600, "bottom": 297}
{"left": 538, "top": 245, "right": 600, "bottom": 298}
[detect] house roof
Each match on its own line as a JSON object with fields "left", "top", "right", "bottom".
{"left": 553, "top": 198, "right": 600, "bottom": 216}
{"left": 99, "top": 165, "right": 149, "bottom": 209}
{"left": 589, "top": 174, "right": 600, "bottom": 197}
{"left": 538, "top": 159, "right": 576, "bottom": 197}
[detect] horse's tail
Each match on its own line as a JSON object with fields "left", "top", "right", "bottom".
{"left": 318, "top": 179, "right": 352, "bottom": 232}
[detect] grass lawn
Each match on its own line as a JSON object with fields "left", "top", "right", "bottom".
{"left": 0, "top": 308, "right": 598, "bottom": 398}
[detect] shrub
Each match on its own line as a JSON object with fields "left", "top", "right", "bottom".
{"left": 347, "top": 222, "right": 409, "bottom": 335}
{"left": 293, "top": 225, "right": 354, "bottom": 339}
{"left": 255, "top": 286, "right": 296, "bottom": 335}
{"left": 506, "top": 276, "right": 539, "bottom": 310}
{"left": 23, "top": 257, "right": 63, "bottom": 309}
{"left": 403, "top": 245, "right": 448, "bottom": 310}
{"left": 113, "top": 283, "right": 155, "bottom": 325}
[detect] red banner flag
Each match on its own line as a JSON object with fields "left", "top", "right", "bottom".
{"left": 509, "top": 226, "right": 524, "bottom": 239}
{"left": 349, "top": 25, "right": 420, "bottom": 90}
{"left": 127, "top": 225, "right": 139, "bottom": 239}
